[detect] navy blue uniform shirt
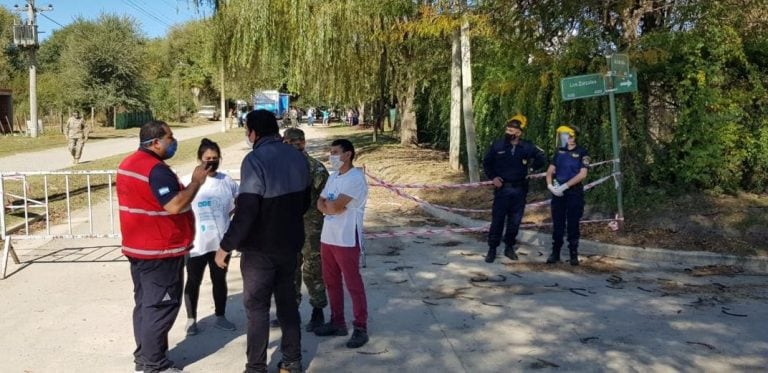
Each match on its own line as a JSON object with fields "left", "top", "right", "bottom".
{"left": 552, "top": 145, "right": 590, "bottom": 186}
{"left": 483, "top": 138, "right": 547, "bottom": 183}
{"left": 137, "top": 147, "right": 181, "bottom": 206}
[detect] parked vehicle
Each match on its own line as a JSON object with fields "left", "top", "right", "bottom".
{"left": 196, "top": 105, "right": 220, "bottom": 121}
{"left": 253, "top": 90, "right": 290, "bottom": 118}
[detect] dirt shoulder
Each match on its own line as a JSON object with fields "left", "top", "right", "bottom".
{"left": 325, "top": 126, "right": 767, "bottom": 257}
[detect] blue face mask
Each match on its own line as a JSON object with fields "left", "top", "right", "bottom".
{"left": 164, "top": 138, "right": 178, "bottom": 159}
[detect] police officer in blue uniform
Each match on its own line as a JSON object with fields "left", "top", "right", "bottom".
{"left": 546, "top": 125, "right": 589, "bottom": 266}
{"left": 482, "top": 114, "right": 546, "bottom": 263}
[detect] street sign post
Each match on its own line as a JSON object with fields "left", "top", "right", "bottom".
{"left": 610, "top": 69, "right": 638, "bottom": 94}
{"left": 559, "top": 55, "right": 640, "bottom": 225}
{"left": 560, "top": 73, "right": 607, "bottom": 101}
{"left": 609, "top": 54, "right": 630, "bottom": 76}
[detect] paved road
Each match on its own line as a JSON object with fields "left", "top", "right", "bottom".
{"left": 0, "top": 121, "right": 227, "bottom": 172}
{"left": 0, "top": 125, "right": 766, "bottom": 372}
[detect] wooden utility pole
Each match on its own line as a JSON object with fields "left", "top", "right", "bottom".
{"left": 449, "top": 28, "right": 462, "bottom": 171}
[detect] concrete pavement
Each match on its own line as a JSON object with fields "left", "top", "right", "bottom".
{"left": 0, "top": 125, "right": 766, "bottom": 372}
{"left": 422, "top": 204, "right": 768, "bottom": 272}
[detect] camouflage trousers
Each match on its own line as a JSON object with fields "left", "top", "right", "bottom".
{"left": 295, "top": 220, "right": 327, "bottom": 309}
{"left": 68, "top": 138, "right": 85, "bottom": 161}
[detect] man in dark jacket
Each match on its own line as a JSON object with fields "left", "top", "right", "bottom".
{"left": 482, "top": 114, "right": 546, "bottom": 263}
{"left": 215, "top": 110, "right": 310, "bottom": 373}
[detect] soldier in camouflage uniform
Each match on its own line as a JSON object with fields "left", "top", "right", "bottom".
{"left": 65, "top": 111, "right": 88, "bottom": 164}
{"left": 283, "top": 127, "right": 329, "bottom": 332}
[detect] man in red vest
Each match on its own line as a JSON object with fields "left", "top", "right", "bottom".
{"left": 117, "top": 120, "right": 209, "bottom": 373}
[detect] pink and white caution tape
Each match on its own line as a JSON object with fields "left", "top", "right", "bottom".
{"left": 524, "top": 172, "right": 620, "bottom": 210}
{"left": 365, "top": 217, "right": 625, "bottom": 239}
{"left": 527, "top": 159, "right": 618, "bottom": 179}
{"left": 365, "top": 171, "right": 492, "bottom": 213}
{"left": 367, "top": 158, "right": 618, "bottom": 188}
{"left": 369, "top": 179, "right": 495, "bottom": 189}
{"left": 366, "top": 170, "right": 620, "bottom": 214}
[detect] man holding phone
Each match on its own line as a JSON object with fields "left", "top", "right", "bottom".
{"left": 117, "top": 120, "right": 210, "bottom": 373}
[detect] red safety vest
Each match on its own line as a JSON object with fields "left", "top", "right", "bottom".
{"left": 116, "top": 150, "right": 194, "bottom": 259}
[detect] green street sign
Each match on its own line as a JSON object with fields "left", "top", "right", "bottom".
{"left": 611, "top": 69, "right": 638, "bottom": 94}
{"left": 609, "top": 54, "right": 630, "bottom": 75}
{"left": 560, "top": 73, "right": 606, "bottom": 101}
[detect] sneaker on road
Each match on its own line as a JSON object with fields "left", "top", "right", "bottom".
{"left": 346, "top": 328, "right": 369, "bottom": 348}
{"left": 313, "top": 322, "right": 348, "bottom": 337}
{"left": 214, "top": 316, "right": 236, "bottom": 331}
{"left": 277, "top": 360, "right": 302, "bottom": 373}
{"left": 135, "top": 366, "right": 188, "bottom": 373}
{"left": 159, "top": 368, "right": 188, "bottom": 373}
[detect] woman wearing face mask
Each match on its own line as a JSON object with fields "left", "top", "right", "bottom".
{"left": 182, "top": 138, "right": 239, "bottom": 335}
{"left": 545, "top": 125, "right": 590, "bottom": 266}
{"left": 481, "top": 114, "right": 547, "bottom": 263}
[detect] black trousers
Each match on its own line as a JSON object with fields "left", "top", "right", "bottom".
{"left": 241, "top": 251, "right": 302, "bottom": 373}
{"left": 184, "top": 252, "right": 229, "bottom": 319}
{"left": 130, "top": 256, "right": 184, "bottom": 373}
{"left": 551, "top": 190, "right": 585, "bottom": 253}
{"left": 488, "top": 185, "right": 528, "bottom": 249}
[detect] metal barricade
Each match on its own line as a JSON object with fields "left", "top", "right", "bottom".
{"left": 1, "top": 170, "right": 120, "bottom": 279}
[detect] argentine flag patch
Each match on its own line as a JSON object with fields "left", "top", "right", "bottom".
{"left": 158, "top": 187, "right": 170, "bottom": 196}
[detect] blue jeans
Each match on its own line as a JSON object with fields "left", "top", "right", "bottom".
{"left": 487, "top": 185, "right": 527, "bottom": 249}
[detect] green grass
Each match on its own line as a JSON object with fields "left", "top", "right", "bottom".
{"left": 0, "top": 121, "right": 200, "bottom": 158}
{"left": 0, "top": 133, "right": 69, "bottom": 158}
{"left": 3, "top": 128, "right": 245, "bottom": 234}
{"left": 318, "top": 125, "right": 399, "bottom": 154}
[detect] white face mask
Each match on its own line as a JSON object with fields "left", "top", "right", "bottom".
{"left": 560, "top": 133, "right": 570, "bottom": 148}
{"left": 329, "top": 154, "right": 343, "bottom": 170}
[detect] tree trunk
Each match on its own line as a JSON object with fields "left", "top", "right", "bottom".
{"left": 450, "top": 27, "right": 462, "bottom": 171}
{"left": 461, "top": 17, "right": 480, "bottom": 182}
{"left": 400, "top": 80, "right": 418, "bottom": 145}
{"left": 375, "top": 33, "right": 388, "bottom": 143}
{"left": 191, "top": 87, "right": 201, "bottom": 108}
{"left": 358, "top": 100, "right": 365, "bottom": 128}
{"left": 220, "top": 64, "right": 226, "bottom": 132}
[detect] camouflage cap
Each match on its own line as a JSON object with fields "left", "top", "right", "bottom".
{"left": 283, "top": 127, "right": 305, "bottom": 140}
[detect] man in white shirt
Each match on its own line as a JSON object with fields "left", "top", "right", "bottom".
{"left": 313, "top": 139, "right": 370, "bottom": 349}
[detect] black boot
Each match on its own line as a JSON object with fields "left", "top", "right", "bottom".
{"left": 485, "top": 247, "right": 497, "bottom": 263}
{"left": 546, "top": 248, "right": 561, "bottom": 264}
{"left": 569, "top": 248, "right": 579, "bottom": 266}
{"left": 306, "top": 307, "right": 324, "bottom": 332}
{"left": 504, "top": 246, "right": 518, "bottom": 260}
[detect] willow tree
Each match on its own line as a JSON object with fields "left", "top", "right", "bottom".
{"left": 193, "top": 1, "right": 385, "bottom": 100}
{"left": 193, "top": 0, "right": 427, "bottom": 143}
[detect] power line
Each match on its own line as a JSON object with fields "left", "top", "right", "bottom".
{"left": 126, "top": 0, "right": 174, "bottom": 25}
{"left": 120, "top": 0, "right": 172, "bottom": 28}
{"left": 38, "top": 12, "right": 64, "bottom": 28}
{"left": 155, "top": 0, "right": 182, "bottom": 12}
